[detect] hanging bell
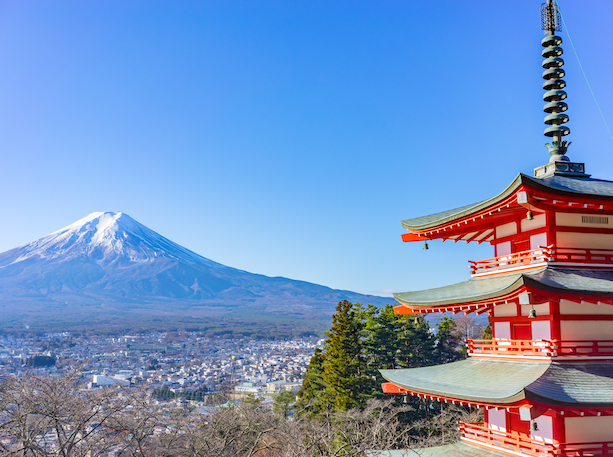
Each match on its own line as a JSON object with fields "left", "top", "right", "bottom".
{"left": 527, "top": 210, "right": 534, "bottom": 220}
{"left": 403, "top": 395, "right": 408, "bottom": 404}
{"left": 531, "top": 421, "right": 539, "bottom": 432}
{"left": 529, "top": 307, "right": 537, "bottom": 319}
{"left": 423, "top": 241, "right": 429, "bottom": 250}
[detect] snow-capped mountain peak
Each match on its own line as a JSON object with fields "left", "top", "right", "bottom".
{"left": 7, "top": 211, "right": 221, "bottom": 267}
{"left": 0, "top": 212, "right": 388, "bottom": 328}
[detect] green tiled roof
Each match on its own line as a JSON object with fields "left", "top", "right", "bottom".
{"left": 380, "top": 360, "right": 613, "bottom": 407}
{"left": 526, "top": 363, "right": 613, "bottom": 406}
{"left": 393, "top": 272, "right": 525, "bottom": 307}
{"left": 532, "top": 174, "right": 613, "bottom": 198}
{"left": 381, "top": 359, "right": 548, "bottom": 404}
{"left": 401, "top": 174, "right": 613, "bottom": 231}
{"left": 366, "top": 441, "right": 506, "bottom": 457}
{"left": 526, "top": 268, "right": 613, "bottom": 296}
{"left": 393, "top": 268, "right": 613, "bottom": 308}
{"left": 400, "top": 201, "right": 489, "bottom": 232}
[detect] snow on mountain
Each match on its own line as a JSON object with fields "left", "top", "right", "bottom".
{"left": 4, "top": 211, "right": 223, "bottom": 268}
{"left": 0, "top": 212, "right": 389, "bottom": 326}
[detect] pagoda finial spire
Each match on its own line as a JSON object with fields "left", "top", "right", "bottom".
{"left": 541, "top": 0, "right": 570, "bottom": 161}
{"left": 534, "top": 1, "right": 586, "bottom": 178}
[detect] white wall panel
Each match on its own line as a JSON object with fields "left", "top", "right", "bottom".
{"left": 494, "top": 322, "right": 511, "bottom": 339}
{"left": 531, "top": 320, "right": 551, "bottom": 341}
{"left": 520, "top": 303, "right": 550, "bottom": 316}
{"left": 565, "top": 416, "right": 613, "bottom": 443}
{"left": 556, "top": 212, "right": 613, "bottom": 229}
{"left": 557, "top": 232, "right": 613, "bottom": 250}
{"left": 530, "top": 232, "right": 548, "bottom": 250}
{"left": 496, "top": 241, "right": 511, "bottom": 257}
{"left": 560, "top": 321, "right": 613, "bottom": 340}
{"left": 496, "top": 222, "right": 517, "bottom": 239}
{"left": 560, "top": 300, "right": 613, "bottom": 315}
{"left": 531, "top": 415, "right": 553, "bottom": 444}
{"left": 487, "top": 408, "right": 507, "bottom": 433}
{"left": 521, "top": 214, "right": 546, "bottom": 232}
{"left": 493, "top": 303, "right": 517, "bottom": 317}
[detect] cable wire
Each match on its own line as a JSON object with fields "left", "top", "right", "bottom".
{"left": 558, "top": 1, "right": 613, "bottom": 144}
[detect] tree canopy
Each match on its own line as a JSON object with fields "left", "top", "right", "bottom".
{"left": 297, "top": 301, "right": 472, "bottom": 417}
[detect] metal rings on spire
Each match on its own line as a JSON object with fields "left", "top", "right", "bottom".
{"left": 534, "top": 1, "right": 585, "bottom": 177}
{"left": 542, "top": 34, "right": 570, "bottom": 138}
{"left": 541, "top": 1, "right": 569, "bottom": 140}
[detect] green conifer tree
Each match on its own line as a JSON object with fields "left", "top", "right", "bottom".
{"left": 363, "top": 304, "right": 400, "bottom": 372}
{"left": 321, "top": 300, "right": 369, "bottom": 410}
{"left": 296, "top": 347, "right": 326, "bottom": 415}
{"left": 273, "top": 389, "right": 296, "bottom": 418}
{"left": 396, "top": 314, "right": 435, "bottom": 368}
{"left": 482, "top": 322, "right": 492, "bottom": 339}
{"left": 434, "top": 316, "right": 463, "bottom": 364}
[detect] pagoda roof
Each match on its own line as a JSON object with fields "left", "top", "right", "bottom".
{"left": 401, "top": 173, "right": 613, "bottom": 232}
{"left": 366, "top": 442, "right": 504, "bottom": 457}
{"left": 393, "top": 267, "right": 613, "bottom": 310}
{"left": 533, "top": 173, "right": 613, "bottom": 198}
{"left": 380, "top": 359, "right": 613, "bottom": 407}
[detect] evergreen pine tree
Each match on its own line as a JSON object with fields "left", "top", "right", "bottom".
{"left": 434, "top": 316, "right": 464, "bottom": 364}
{"left": 273, "top": 389, "right": 296, "bottom": 418}
{"left": 363, "top": 304, "right": 400, "bottom": 372}
{"left": 321, "top": 300, "right": 369, "bottom": 411}
{"left": 296, "top": 347, "right": 326, "bottom": 415}
{"left": 396, "top": 314, "right": 435, "bottom": 368}
{"left": 482, "top": 322, "right": 492, "bottom": 339}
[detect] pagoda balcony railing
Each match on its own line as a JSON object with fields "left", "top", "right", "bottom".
{"left": 466, "top": 339, "right": 613, "bottom": 358}
{"left": 460, "top": 421, "right": 613, "bottom": 456}
{"left": 469, "top": 246, "right": 613, "bottom": 276}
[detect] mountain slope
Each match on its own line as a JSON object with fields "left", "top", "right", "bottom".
{"left": 0, "top": 212, "right": 388, "bottom": 330}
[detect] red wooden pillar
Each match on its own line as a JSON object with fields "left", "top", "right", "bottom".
{"left": 552, "top": 411, "right": 566, "bottom": 445}
{"left": 549, "top": 299, "right": 561, "bottom": 341}
{"left": 545, "top": 211, "right": 557, "bottom": 247}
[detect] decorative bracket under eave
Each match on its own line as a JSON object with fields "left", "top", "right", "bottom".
{"left": 393, "top": 305, "right": 426, "bottom": 315}
{"left": 401, "top": 232, "right": 431, "bottom": 242}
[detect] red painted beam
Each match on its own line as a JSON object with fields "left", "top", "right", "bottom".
{"left": 381, "top": 382, "right": 405, "bottom": 394}
{"left": 393, "top": 305, "right": 425, "bottom": 315}
{"left": 401, "top": 232, "right": 431, "bottom": 242}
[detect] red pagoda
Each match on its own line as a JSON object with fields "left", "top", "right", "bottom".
{"left": 380, "top": 2, "right": 613, "bottom": 456}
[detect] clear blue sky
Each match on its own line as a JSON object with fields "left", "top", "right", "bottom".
{"left": 1, "top": 0, "right": 612, "bottom": 297}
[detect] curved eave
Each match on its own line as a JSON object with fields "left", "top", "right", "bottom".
{"left": 523, "top": 174, "right": 613, "bottom": 201}
{"left": 525, "top": 391, "right": 613, "bottom": 408}
{"left": 393, "top": 268, "right": 613, "bottom": 311}
{"left": 381, "top": 360, "right": 613, "bottom": 408}
{"left": 400, "top": 174, "right": 523, "bottom": 232}
{"left": 525, "top": 362, "right": 613, "bottom": 407}
{"left": 523, "top": 268, "right": 613, "bottom": 298}
{"left": 393, "top": 272, "right": 527, "bottom": 309}
{"left": 401, "top": 173, "right": 613, "bottom": 233}
{"left": 380, "top": 359, "right": 547, "bottom": 405}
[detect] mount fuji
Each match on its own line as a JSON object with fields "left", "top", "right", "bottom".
{"left": 0, "top": 212, "right": 388, "bottom": 332}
